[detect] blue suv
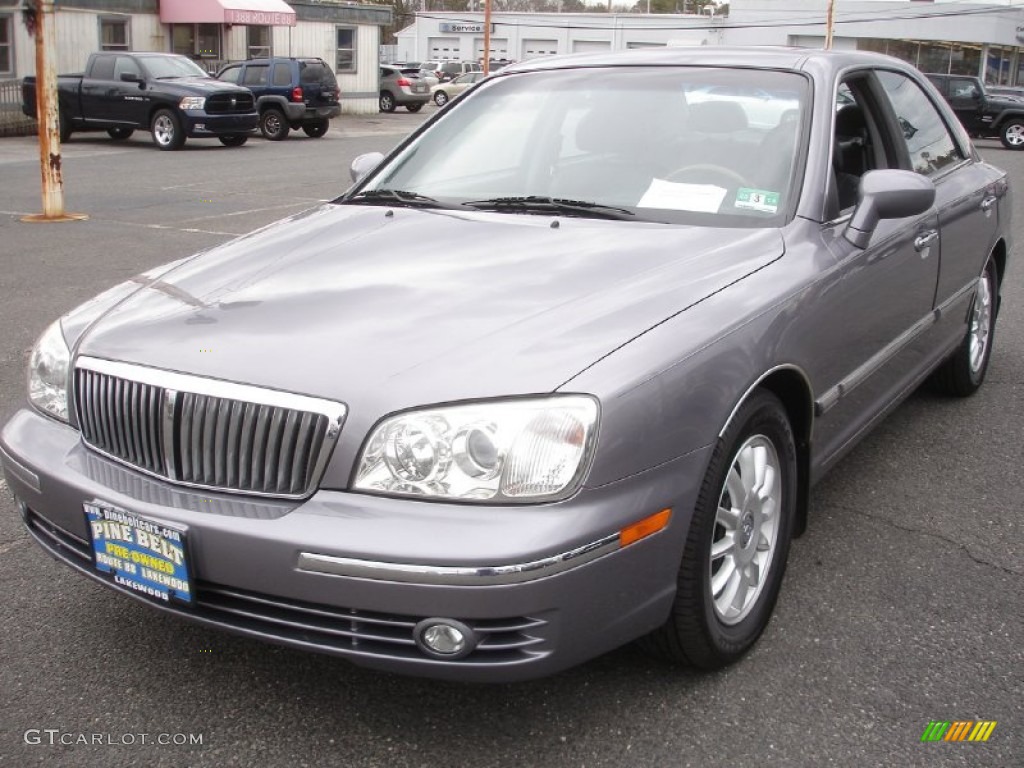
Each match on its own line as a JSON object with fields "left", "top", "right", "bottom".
{"left": 217, "top": 57, "right": 341, "bottom": 140}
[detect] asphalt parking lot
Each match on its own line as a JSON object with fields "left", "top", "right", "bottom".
{"left": 0, "top": 118, "right": 1021, "bottom": 768}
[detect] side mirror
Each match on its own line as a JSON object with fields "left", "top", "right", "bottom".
{"left": 844, "top": 169, "right": 935, "bottom": 249}
{"left": 119, "top": 72, "right": 143, "bottom": 84}
{"left": 350, "top": 152, "right": 384, "bottom": 183}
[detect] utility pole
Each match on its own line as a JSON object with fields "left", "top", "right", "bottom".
{"left": 22, "top": 0, "right": 86, "bottom": 223}
{"left": 824, "top": 0, "right": 835, "bottom": 50}
{"left": 483, "top": 0, "right": 492, "bottom": 75}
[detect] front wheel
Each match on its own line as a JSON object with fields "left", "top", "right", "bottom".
{"left": 218, "top": 135, "right": 248, "bottom": 147}
{"left": 107, "top": 127, "right": 133, "bottom": 140}
{"left": 302, "top": 119, "right": 329, "bottom": 138}
{"left": 642, "top": 390, "right": 796, "bottom": 669}
{"left": 433, "top": 91, "right": 449, "bottom": 107}
{"left": 999, "top": 119, "right": 1024, "bottom": 149}
{"left": 929, "top": 257, "right": 998, "bottom": 396}
{"left": 260, "top": 108, "right": 289, "bottom": 141}
{"left": 150, "top": 109, "right": 185, "bottom": 151}
{"left": 379, "top": 91, "right": 396, "bottom": 113}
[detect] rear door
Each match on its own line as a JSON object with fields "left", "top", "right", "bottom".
{"left": 80, "top": 54, "right": 116, "bottom": 122}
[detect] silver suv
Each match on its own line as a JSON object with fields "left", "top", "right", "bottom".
{"left": 379, "top": 66, "right": 431, "bottom": 113}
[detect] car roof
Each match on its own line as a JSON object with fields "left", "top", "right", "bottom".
{"left": 500, "top": 46, "right": 907, "bottom": 77}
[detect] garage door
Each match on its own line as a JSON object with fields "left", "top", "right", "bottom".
{"left": 521, "top": 39, "right": 558, "bottom": 59}
{"left": 572, "top": 40, "right": 610, "bottom": 54}
{"left": 475, "top": 37, "right": 509, "bottom": 60}
{"left": 428, "top": 37, "right": 459, "bottom": 59}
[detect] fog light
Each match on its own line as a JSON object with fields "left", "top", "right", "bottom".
{"left": 413, "top": 618, "right": 477, "bottom": 660}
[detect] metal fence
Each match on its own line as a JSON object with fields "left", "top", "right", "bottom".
{"left": 0, "top": 79, "right": 37, "bottom": 137}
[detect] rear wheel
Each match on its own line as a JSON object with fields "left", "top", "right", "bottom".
{"left": 929, "top": 257, "right": 998, "bottom": 396}
{"left": 999, "top": 119, "right": 1024, "bottom": 149}
{"left": 150, "top": 109, "right": 185, "bottom": 151}
{"left": 260, "top": 108, "right": 289, "bottom": 141}
{"left": 406, "top": 103, "right": 423, "bottom": 113}
{"left": 642, "top": 390, "right": 796, "bottom": 669}
{"left": 218, "top": 135, "right": 248, "bottom": 147}
{"left": 302, "top": 119, "right": 329, "bottom": 138}
{"left": 379, "top": 91, "right": 396, "bottom": 113}
{"left": 433, "top": 91, "right": 449, "bottom": 107}
{"left": 107, "top": 127, "right": 133, "bottom": 140}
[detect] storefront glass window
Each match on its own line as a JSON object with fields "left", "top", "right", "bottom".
{"left": 949, "top": 44, "right": 981, "bottom": 77}
{"left": 919, "top": 43, "right": 951, "bottom": 75}
{"left": 886, "top": 39, "right": 920, "bottom": 69}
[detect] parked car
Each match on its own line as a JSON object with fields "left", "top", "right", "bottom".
{"left": 2, "top": 48, "right": 1009, "bottom": 683}
{"left": 21, "top": 52, "right": 257, "bottom": 150}
{"left": 379, "top": 65, "right": 431, "bottom": 112}
{"left": 216, "top": 57, "right": 340, "bottom": 140}
{"left": 431, "top": 71, "right": 486, "bottom": 106}
{"left": 437, "top": 60, "right": 482, "bottom": 82}
{"left": 925, "top": 73, "right": 1024, "bottom": 149}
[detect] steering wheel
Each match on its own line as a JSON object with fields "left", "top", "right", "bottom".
{"left": 664, "top": 163, "right": 749, "bottom": 189}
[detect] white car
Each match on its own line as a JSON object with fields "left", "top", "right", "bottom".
{"left": 431, "top": 71, "right": 487, "bottom": 107}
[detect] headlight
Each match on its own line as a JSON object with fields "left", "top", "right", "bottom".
{"left": 354, "top": 396, "right": 599, "bottom": 503}
{"left": 179, "top": 96, "right": 206, "bottom": 111}
{"left": 27, "top": 320, "right": 71, "bottom": 422}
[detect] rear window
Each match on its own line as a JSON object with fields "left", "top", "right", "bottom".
{"left": 300, "top": 60, "right": 337, "bottom": 86}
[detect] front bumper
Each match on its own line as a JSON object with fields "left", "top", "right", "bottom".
{"left": 1, "top": 407, "right": 709, "bottom": 682}
{"left": 182, "top": 111, "right": 259, "bottom": 137}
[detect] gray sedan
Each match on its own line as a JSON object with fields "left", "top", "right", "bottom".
{"left": 1, "top": 47, "right": 1009, "bottom": 682}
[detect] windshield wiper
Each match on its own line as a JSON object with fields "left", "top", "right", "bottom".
{"left": 464, "top": 196, "right": 636, "bottom": 221}
{"left": 345, "top": 189, "right": 464, "bottom": 210}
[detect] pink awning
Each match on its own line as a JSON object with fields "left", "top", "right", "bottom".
{"left": 160, "top": 0, "right": 297, "bottom": 27}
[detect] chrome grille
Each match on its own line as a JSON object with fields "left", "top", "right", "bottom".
{"left": 73, "top": 358, "right": 345, "bottom": 499}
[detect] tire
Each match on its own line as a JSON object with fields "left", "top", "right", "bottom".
{"left": 107, "top": 127, "right": 134, "bottom": 140}
{"left": 150, "top": 108, "right": 185, "bottom": 151}
{"left": 302, "top": 119, "right": 329, "bottom": 138}
{"left": 406, "top": 103, "right": 423, "bottom": 113}
{"left": 929, "top": 257, "right": 998, "bottom": 396}
{"left": 259, "top": 108, "right": 289, "bottom": 141}
{"left": 218, "top": 135, "right": 248, "bottom": 147}
{"left": 642, "top": 390, "right": 797, "bottom": 669}
{"left": 999, "top": 118, "right": 1024, "bottom": 149}
{"left": 433, "top": 91, "right": 449, "bottom": 107}
{"left": 379, "top": 91, "right": 396, "bottom": 113}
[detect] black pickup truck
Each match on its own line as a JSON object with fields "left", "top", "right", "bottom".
{"left": 22, "top": 52, "right": 258, "bottom": 150}
{"left": 925, "top": 73, "right": 1024, "bottom": 150}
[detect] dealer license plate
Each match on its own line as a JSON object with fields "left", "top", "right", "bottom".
{"left": 84, "top": 501, "right": 193, "bottom": 605}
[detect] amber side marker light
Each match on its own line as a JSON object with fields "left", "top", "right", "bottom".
{"left": 619, "top": 508, "right": 672, "bottom": 547}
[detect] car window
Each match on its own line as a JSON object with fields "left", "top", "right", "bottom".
{"left": 876, "top": 71, "right": 963, "bottom": 176}
{"left": 300, "top": 61, "right": 336, "bottom": 86}
{"left": 243, "top": 65, "right": 269, "bottom": 86}
{"left": 272, "top": 63, "right": 291, "bottom": 86}
{"left": 362, "top": 66, "right": 810, "bottom": 227}
{"left": 113, "top": 56, "right": 141, "bottom": 80}
{"left": 949, "top": 78, "right": 979, "bottom": 100}
{"left": 453, "top": 73, "right": 472, "bottom": 85}
{"left": 91, "top": 55, "right": 116, "bottom": 81}
{"left": 218, "top": 65, "right": 242, "bottom": 84}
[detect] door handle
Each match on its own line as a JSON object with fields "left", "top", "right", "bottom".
{"left": 981, "top": 196, "right": 997, "bottom": 212}
{"left": 914, "top": 231, "right": 939, "bottom": 252}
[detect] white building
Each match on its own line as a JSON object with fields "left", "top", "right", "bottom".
{"left": 0, "top": 0, "right": 392, "bottom": 114}
{"left": 395, "top": 1, "right": 1024, "bottom": 84}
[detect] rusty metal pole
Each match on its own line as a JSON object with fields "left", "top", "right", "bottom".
{"left": 22, "top": 0, "right": 87, "bottom": 223}
{"left": 824, "top": 0, "right": 835, "bottom": 51}
{"left": 483, "top": 0, "right": 492, "bottom": 76}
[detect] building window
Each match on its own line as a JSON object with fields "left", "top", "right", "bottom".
{"left": 171, "top": 24, "right": 221, "bottom": 60}
{"left": 0, "top": 15, "right": 13, "bottom": 76}
{"left": 247, "top": 25, "right": 271, "bottom": 59}
{"left": 99, "top": 16, "right": 131, "bottom": 51}
{"left": 336, "top": 27, "right": 356, "bottom": 73}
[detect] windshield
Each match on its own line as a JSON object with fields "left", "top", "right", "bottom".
{"left": 140, "top": 56, "right": 210, "bottom": 80}
{"left": 356, "top": 66, "right": 809, "bottom": 226}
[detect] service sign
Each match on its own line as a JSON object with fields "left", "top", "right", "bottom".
{"left": 84, "top": 502, "right": 193, "bottom": 605}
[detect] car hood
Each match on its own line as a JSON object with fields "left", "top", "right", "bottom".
{"left": 77, "top": 204, "right": 782, "bottom": 412}
{"left": 160, "top": 77, "right": 250, "bottom": 95}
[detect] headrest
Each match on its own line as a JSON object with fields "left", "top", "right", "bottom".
{"left": 835, "top": 104, "right": 867, "bottom": 138}
{"left": 687, "top": 100, "right": 749, "bottom": 133}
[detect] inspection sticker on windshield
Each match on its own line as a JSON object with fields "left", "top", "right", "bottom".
{"left": 735, "top": 188, "right": 780, "bottom": 214}
{"left": 84, "top": 501, "right": 193, "bottom": 605}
